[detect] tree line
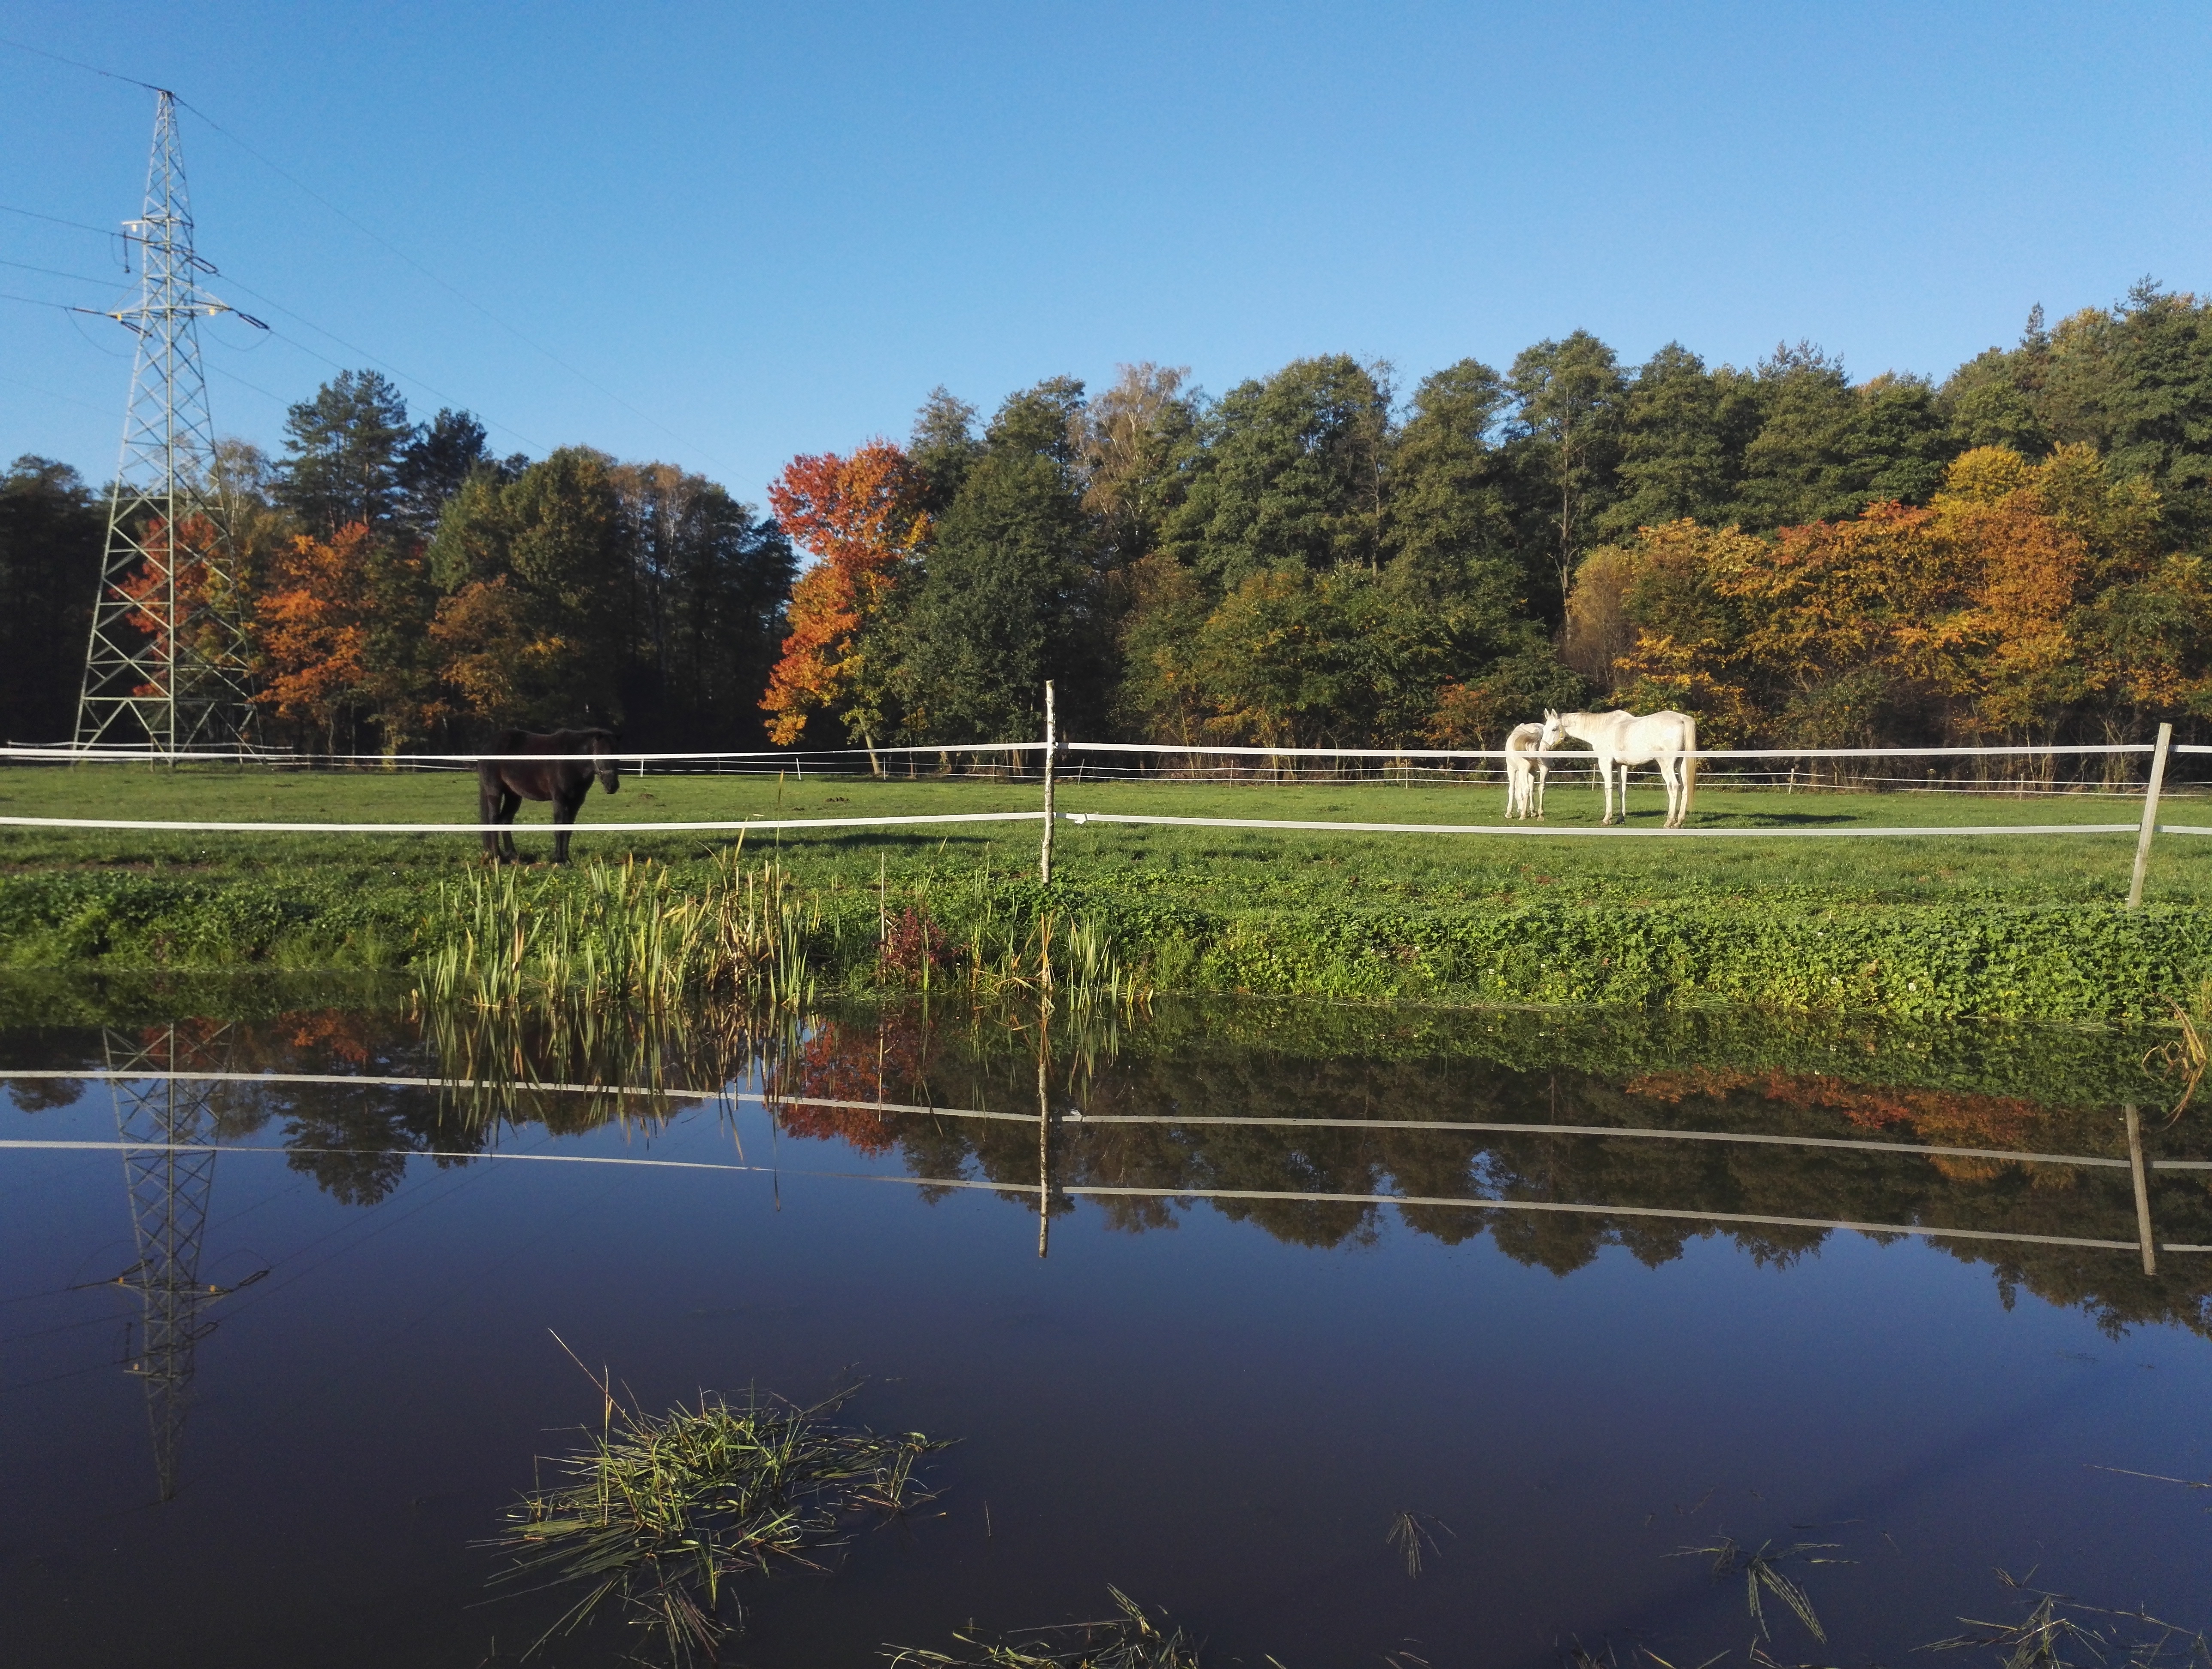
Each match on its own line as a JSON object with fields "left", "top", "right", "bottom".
{"left": 0, "top": 371, "right": 794, "bottom": 751}
{"left": 767, "top": 281, "right": 2212, "bottom": 757}
{"left": 5, "top": 279, "right": 2212, "bottom": 753}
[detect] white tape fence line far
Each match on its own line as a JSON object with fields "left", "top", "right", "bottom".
{"left": 0, "top": 808, "right": 2148, "bottom": 838}
{"left": 1056, "top": 813, "right": 2141, "bottom": 839}
{"left": 6, "top": 1068, "right": 2205, "bottom": 1172}
{"left": 1, "top": 738, "right": 2187, "bottom": 765}
{"left": 0, "top": 1138, "right": 2197, "bottom": 1256}
{"left": 0, "top": 810, "right": 1048, "bottom": 834}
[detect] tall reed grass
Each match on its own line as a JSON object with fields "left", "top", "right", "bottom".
{"left": 416, "top": 849, "right": 1149, "bottom": 1011}
{"left": 419, "top": 852, "right": 821, "bottom": 1009}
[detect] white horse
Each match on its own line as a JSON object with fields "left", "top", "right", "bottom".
{"left": 1502, "top": 721, "right": 1548, "bottom": 819}
{"left": 1541, "top": 708, "right": 1699, "bottom": 827}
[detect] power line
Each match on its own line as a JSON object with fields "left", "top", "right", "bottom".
{"left": 0, "top": 368, "right": 112, "bottom": 414}
{"left": 0, "top": 255, "right": 129, "bottom": 287}
{"left": 0, "top": 36, "right": 730, "bottom": 473}
{"left": 0, "top": 200, "right": 128, "bottom": 237}
{"left": 172, "top": 102, "right": 730, "bottom": 473}
{"left": 213, "top": 274, "right": 545, "bottom": 452}
{"left": 6, "top": 213, "right": 546, "bottom": 449}
{"left": 3, "top": 209, "right": 541, "bottom": 449}
{"left": 0, "top": 33, "right": 164, "bottom": 93}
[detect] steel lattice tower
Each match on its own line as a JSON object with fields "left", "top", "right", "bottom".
{"left": 75, "top": 91, "right": 255, "bottom": 753}
{"left": 107, "top": 1024, "right": 231, "bottom": 1502}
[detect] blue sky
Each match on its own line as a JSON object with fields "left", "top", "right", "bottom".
{"left": 3, "top": 2, "right": 2208, "bottom": 507}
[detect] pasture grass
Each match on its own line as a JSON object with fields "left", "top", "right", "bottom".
{"left": 4, "top": 764, "right": 2210, "bottom": 1020}
{"left": 0, "top": 762, "right": 2203, "bottom": 906}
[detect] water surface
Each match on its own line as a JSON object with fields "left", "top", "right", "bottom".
{"left": 3, "top": 983, "right": 2208, "bottom": 1666}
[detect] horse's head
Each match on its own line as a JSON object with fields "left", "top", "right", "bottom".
{"left": 1539, "top": 709, "right": 1565, "bottom": 750}
{"left": 591, "top": 731, "right": 622, "bottom": 795}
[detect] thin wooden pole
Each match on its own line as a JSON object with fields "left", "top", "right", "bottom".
{"left": 1036, "top": 925, "right": 1053, "bottom": 1260}
{"left": 2127, "top": 721, "right": 2173, "bottom": 909}
{"left": 2125, "top": 1102, "right": 2156, "bottom": 1276}
{"left": 1036, "top": 1040, "right": 1052, "bottom": 1260}
{"left": 1039, "top": 680, "right": 1057, "bottom": 885}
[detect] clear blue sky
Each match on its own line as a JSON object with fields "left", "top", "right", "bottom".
{"left": 3, "top": 2, "right": 2208, "bottom": 507}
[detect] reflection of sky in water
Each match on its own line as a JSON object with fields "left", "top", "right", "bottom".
{"left": 1, "top": 1002, "right": 2208, "bottom": 1667}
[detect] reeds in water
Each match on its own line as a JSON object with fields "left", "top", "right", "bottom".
{"left": 490, "top": 1378, "right": 945, "bottom": 1665}
{"left": 885, "top": 1588, "right": 1204, "bottom": 1669}
{"left": 1674, "top": 1537, "right": 1844, "bottom": 1645}
{"left": 419, "top": 851, "right": 820, "bottom": 1010}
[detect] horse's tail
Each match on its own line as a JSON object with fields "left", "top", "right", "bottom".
{"left": 1682, "top": 713, "right": 1698, "bottom": 815}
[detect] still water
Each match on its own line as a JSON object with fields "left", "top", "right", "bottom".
{"left": 2, "top": 982, "right": 2209, "bottom": 1666}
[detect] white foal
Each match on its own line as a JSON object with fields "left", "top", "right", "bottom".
{"left": 1541, "top": 708, "right": 1699, "bottom": 827}
{"left": 1502, "top": 721, "right": 1548, "bottom": 819}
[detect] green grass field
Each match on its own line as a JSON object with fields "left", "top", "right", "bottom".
{"left": 0, "top": 762, "right": 2200, "bottom": 907}
{"left": 5, "top": 764, "right": 2207, "bottom": 1020}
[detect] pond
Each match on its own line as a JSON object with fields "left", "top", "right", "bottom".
{"left": 3, "top": 980, "right": 2209, "bottom": 1666}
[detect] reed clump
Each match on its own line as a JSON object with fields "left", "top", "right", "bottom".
{"left": 419, "top": 851, "right": 820, "bottom": 1009}
{"left": 886, "top": 1588, "right": 1203, "bottom": 1669}
{"left": 491, "top": 1381, "right": 946, "bottom": 1665}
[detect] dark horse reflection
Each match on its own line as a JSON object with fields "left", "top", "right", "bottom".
{"left": 477, "top": 728, "right": 621, "bottom": 863}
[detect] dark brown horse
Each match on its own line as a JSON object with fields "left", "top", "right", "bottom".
{"left": 477, "top": 728, "right": 621, "bottom": 863}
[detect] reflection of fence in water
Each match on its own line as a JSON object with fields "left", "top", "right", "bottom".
{"left": 19, "top": 1066, "right": 2205, "bottom": 1268}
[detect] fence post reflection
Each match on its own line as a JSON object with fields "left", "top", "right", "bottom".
{"left": 2124, "top": 1103, "right": 2157, "bottom": 1276}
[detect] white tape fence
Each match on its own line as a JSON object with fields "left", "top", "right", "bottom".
{"left": 1, "top": 731, "right": 2206, "bottom": 892}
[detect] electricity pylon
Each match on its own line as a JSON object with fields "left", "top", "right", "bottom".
{"left": 75, "top": 90, "right": 256, "bottom": 753}
{"left": 107, "top": 1024, "right": 231, "bottom": 1502}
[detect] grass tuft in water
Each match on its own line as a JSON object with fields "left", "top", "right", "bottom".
{"left": 1674, "top": 1537, "right": 1847, "bottom": 1645}
{"left": 885, "top": 1588, "right": 1204, "bottom": 1668}
{"left": 1385, "top": 1509, "right": 1452, "bottom": 1577}
{"left": 489, "top": 1373, "right": 948, "bottom": 1665}
{"left": 1920, "top": 1569, "right": 2212, "bottom": 1669}
{"left": 2148, "top": 976, "right": 2212, "bottom": 1121}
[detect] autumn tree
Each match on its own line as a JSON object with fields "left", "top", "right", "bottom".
{"left": 252, "top": 523, "right": 377, "bottom": 751}
{"left": 760, "top": 440, "right": 930, "bottom": 763}
{"left": 1076, "top": 362, "right": 1197, "bottom": 572}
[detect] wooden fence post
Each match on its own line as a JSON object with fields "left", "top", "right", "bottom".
{"left": 2125, "top": 1102, "right": 2157, "bottom": 1276}
{"left": 1039, "top": 681, "right": 1056, "bottom": 885}
{"left": 2127, "top": 722, "right": 2173, "bottom": 909}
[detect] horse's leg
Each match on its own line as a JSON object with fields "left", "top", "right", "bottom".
{"left": 1534, "top": 762, "right": 1546, "bottom": 819}
{"left": 498, "top": 789, "right": 521, "bottom": 862}
{"left": 552, "top": 792, "right": 580, "bottom": 864}
{"left": 1668, "top": 755, "right": 1686, "bottom": 827}
{"left": 1601, "top": 755, "right": 1617, "bottom": 824}
{"left": 479, "top": 774, "right": 501, "bottom": 863}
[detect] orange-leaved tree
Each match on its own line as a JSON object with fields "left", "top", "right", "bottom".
{"left": 114, "top": 511, "right": 236, "bottom": 698}
{"left": 251, "top": 522, "right": 375, "bottom": 750}
{"left": 760, "top": 441, "right": 929, "bottom": 766}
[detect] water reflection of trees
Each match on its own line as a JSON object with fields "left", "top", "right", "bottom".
{"left": 9, "top": 994, "right": 2208, "bottom": 1335}
{"left": 770, "top": 1003, "right": 2212, "bottom": 1339}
